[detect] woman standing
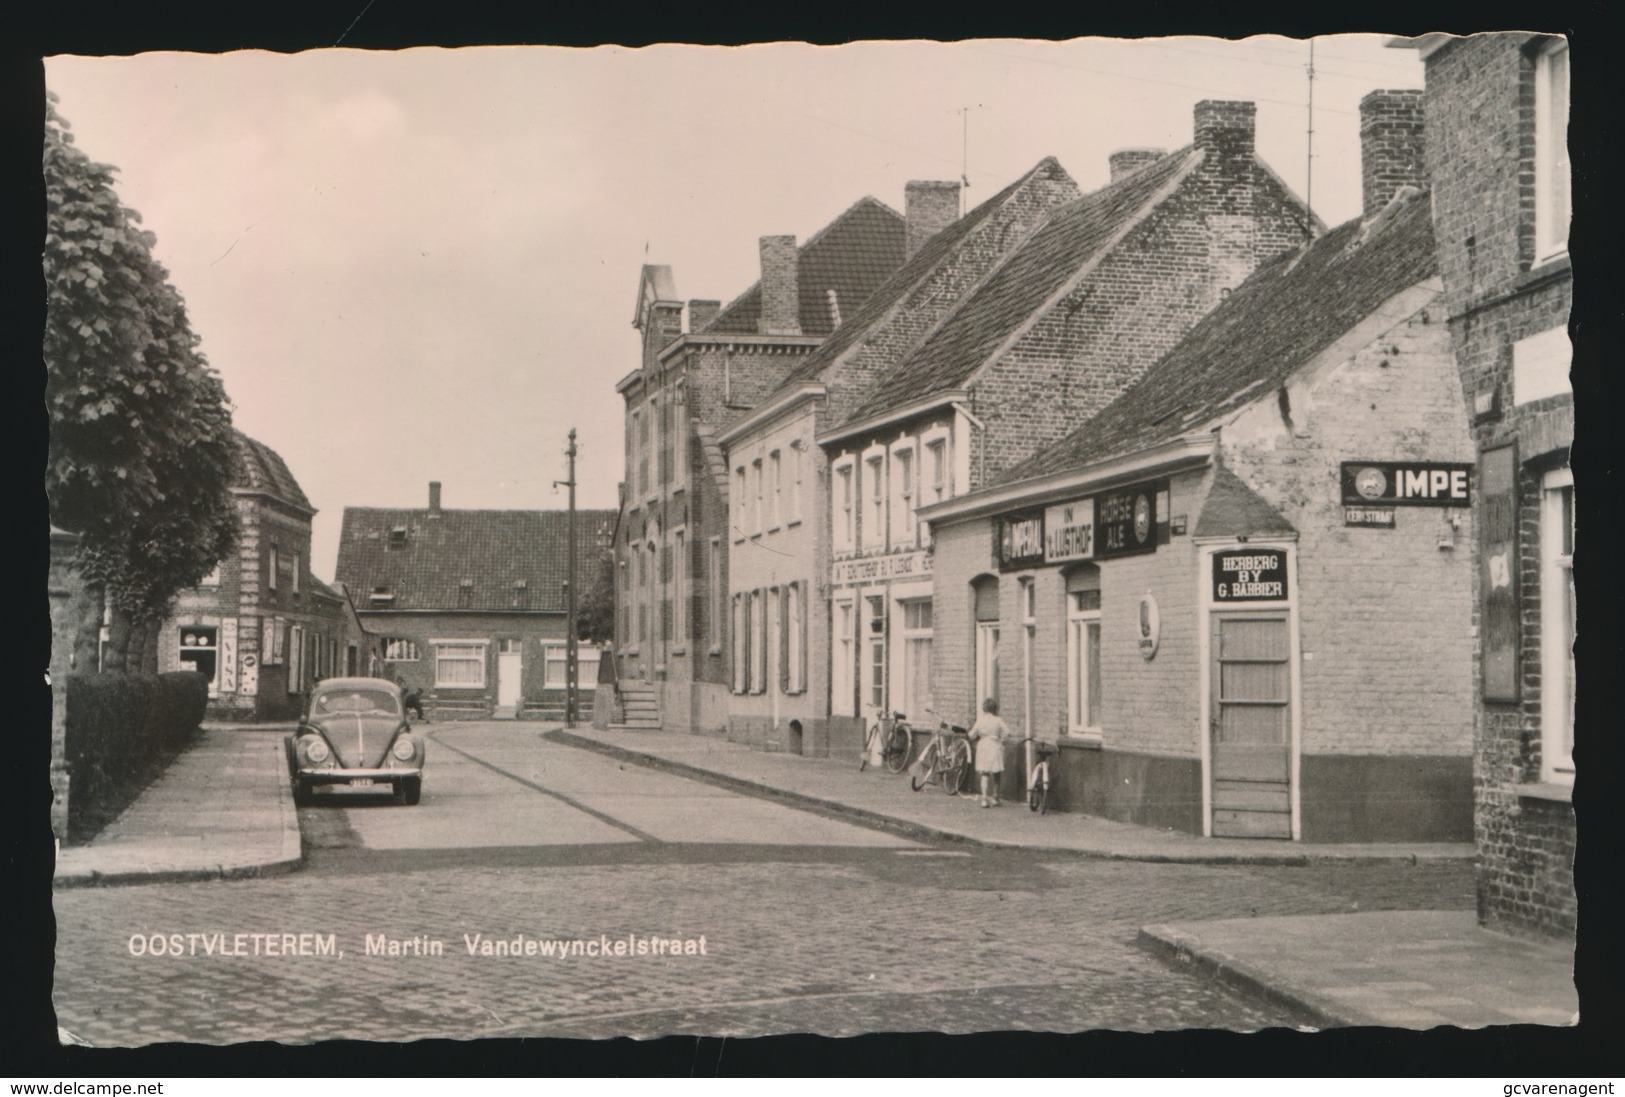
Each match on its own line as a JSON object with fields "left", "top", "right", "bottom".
{"left": 969, "top": 697, "right": 1009, "bottom": 807}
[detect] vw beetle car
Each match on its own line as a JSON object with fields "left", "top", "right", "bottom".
{"left": 286, "top": 677, "right": 425, "bottom": 805}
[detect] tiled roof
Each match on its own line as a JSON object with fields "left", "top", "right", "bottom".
{"left": 1193, "top": 463, "right": 1297, "bottom": 538}
{"left": 233, "top": 430, "right": 313, "bottom": 513}
{"left": 769, "top": 157, "right": 1078, "bottom": 394}
{"left": 703, "top": 197, "right": 906, "bottom": 339}
{"left": 306, "top": 574, "right": 345, "bottom": 604}
{"left": 335, "top": 507, "right": 619, "bottom": 614}
{"left": 845, "top": 148, "right": 1200, "bottom": 424}
{"left": 993, "top": 187, "right": 1439, "bottom": 483}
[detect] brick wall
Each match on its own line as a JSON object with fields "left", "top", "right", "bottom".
{"left": 1423, "top": 32, "right": 1574, "bottom": 938}
{"left": 1359, "top": 90, "right": 1427, "bottom": 218}
{"left": 1220, "top": 297, "right": 1476, "bottom": 759}
{"left": 972, "top": 131, "right": 1314, "bottom": 489}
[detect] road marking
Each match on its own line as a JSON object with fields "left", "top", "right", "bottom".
{"left": 428, "top": 731, "right": 664, "bottom": 844}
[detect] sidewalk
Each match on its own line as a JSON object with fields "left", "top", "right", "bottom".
{"left": 53, "top": 724, "right": 303, "bottom": 888}
{"left": 552, "top": 725, "right": 1582, "bottom": 1030}
{"left": 549, "top": 726, "right": 1475, "bottom": 864}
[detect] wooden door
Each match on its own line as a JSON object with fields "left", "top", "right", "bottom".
{"left": 1210, "top": 614, "right": 1292, "bottom": 839}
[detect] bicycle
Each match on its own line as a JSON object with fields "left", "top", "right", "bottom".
{"left": 859, "top": 711, "right": 915, "bottom": 774}
{"left": 1025, "top": 734, "right": 1059, "bottom": 814}
{"left": 911, "top": 716, "right": 972, "bottom": 795}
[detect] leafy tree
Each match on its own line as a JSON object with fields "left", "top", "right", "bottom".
{"left": 44, "top": 95, "right": 239, "bottom": 670}
{"left": 575, "top": 546, "right": 616, "bottom": 644}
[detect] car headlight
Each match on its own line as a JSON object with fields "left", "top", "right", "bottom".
{"left": 304, "top": 738, "right": 331, "bottom": 764}
{"left": 391, "top": 736, "right": 417, "bottom": 762}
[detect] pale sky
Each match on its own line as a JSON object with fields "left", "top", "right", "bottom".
{"left": 45, "top": 37, "right": 1424, "bottom": 579}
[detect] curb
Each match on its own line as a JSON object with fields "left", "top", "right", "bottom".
{"left": 545, "top": 729, "right": 1469, "bottom": 866}
{"left": 1135, "top": 923, "right": 1368, "bottom": 1029}
{"left": 53, "top": 742, "right": 307, "bottom": 891}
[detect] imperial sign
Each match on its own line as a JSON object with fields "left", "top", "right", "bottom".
{"left": 1340, "top": 461, "right": 1473, "bottom": 507}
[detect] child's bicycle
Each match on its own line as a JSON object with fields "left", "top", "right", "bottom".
{"left": 911, "top": 716, "right": 972, "bottom": 795}
{"left": 859, "top": 711, "right": 915, "bottom": 774}
{"left": 1026, "top": 734, "right": 1059, "bottom": 814}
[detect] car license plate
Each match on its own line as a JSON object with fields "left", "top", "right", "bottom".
{"left": 349, "top": 778, "right": 375, "bottom": 788}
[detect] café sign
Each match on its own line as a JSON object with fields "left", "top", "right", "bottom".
{"left": 1212, "top": 548, "right": 1288, "bottom": 602}
{"left": 1044, "top": 499, "right": 1095, "bottom": 563}
{"left": 1096, "top": 479, "right": 1163, "bottom": 559}
{"left": 1340, "top": 461, "right": 1473, "bottom": 507}
{"left": 831, "top": 549, "right": 933, "bottom": 586}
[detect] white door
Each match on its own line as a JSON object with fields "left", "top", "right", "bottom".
{"left": 497, "top": 641, "right": 522, "bottom": 708}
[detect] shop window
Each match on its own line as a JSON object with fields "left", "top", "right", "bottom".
{"left": 1065, "top": 565, "right": 1102, "bottom": 739}
{"left": 434, "top": 641, "right": 487, "bottom": 688}
{"left": 178, "top": 626, "right": 219, "bottom": 694}
{"left": 972, "top": 575, "right": 1001, "bottom": 712}
{"left": 1540, "top": 466, "right": 1575, "bottom": 783}
{"left": 1534, "top": 38, "right": 1570, "bottom": 265}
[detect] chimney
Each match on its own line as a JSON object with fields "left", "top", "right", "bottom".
{"left": 1359, "top": 89, "right": 1426, "bottom": 219}
{"left": 757, "top": 235, "right": 802, "bottom": 336}
{"left": 904, "top": 180, "right": 961, "bottom": 257}
{"left": 1108, "top": 149, "right": 1166, "bottom": 182}
{"left": 428, "top": 481, "right": 442, "bottom": 516}
{"left": 688, "top": 298, "right": 720, "bottom": 333}
{"left": 1194, "top": 100, "right": 1257, "bottom": 160}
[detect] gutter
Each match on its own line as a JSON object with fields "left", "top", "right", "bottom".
{"left": 717, "top": 382, "right": 827, "bottom": 446}
{"left": 817, "top": 389, "right": 969, "bottom": 448}
{"left": 918, "top": 433, "right": 1215, "bottom": 526}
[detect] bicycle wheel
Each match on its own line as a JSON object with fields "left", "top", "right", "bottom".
{"left": 1037, "top": 781, "right": 1049, "bottom": 815}
{"left": 859, "top": 724, "right": 879, "bottom": 772}
{"left": 942, "top": 742, "right": 969, "bottom": 796}
{"left": 884, "top": 723, "right": 912, "bottom": 773}
{"left": 910, "top": 742, "right": 937, "bottom": 792}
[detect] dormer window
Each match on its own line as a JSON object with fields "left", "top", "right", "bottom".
{"left": 369, "top": 586, "right": 395, "bottom": 606}
{"left": 459, "top": 578, "right": 474, "bottom": 609}
{"left": 389, "top": 526, "right": 408, "bottom": 546}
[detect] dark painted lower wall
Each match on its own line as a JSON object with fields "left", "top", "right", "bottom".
{"left": 724, "top": 714, "right": 867, "bottom": 760}
{"left": 1047, "top": 746, "right": 1205, "bottom": 835}
{"left": 1299, "top": 754, "right": 1472, "bottom": 843}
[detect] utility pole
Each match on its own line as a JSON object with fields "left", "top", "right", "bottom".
{"left": 1305, "top": 39, "right": 1317, "bottom": 239}
{"left": 555, "top": 429, "right": 579, "bottom": 728}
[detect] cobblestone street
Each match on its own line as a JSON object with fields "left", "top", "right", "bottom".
{"left": 51, "top": 726, "right": 1475, "bottom": 1045}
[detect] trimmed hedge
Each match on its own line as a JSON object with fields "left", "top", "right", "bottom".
{"left": 64, "top": 670, "right": 208, "bottom": 844}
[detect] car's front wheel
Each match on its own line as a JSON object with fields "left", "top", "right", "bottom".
{"left": 394, "top": 777, "right": 422, "bottom": 806}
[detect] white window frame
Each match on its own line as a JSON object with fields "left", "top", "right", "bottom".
{"left": 731, "top": 593, "right": 747, "bottom": 692}
{"left": 786, "top": 582, "right": 805, "bottom": 694}
{"left": 433, "top": 640, "right": 488, "bottom": 689}
{"left": 768, "top": 449, "right": 782, "bottom": 530}
{"left": 861, "top": 445, "right": 887, "bottom": 551}
{"left": 788, "top": 441, "right": 804, "bottom": 525}
{"left": 1066, "top": 578, "right": 1103, "bottom": 740}
{"left": 921, "top": 428, "right": 951, "bottom": 547}
{"left": 751, "top": 457, "right": 764, "bottom": 535}
{"left": 708, "top": 536, "right": 724, "bottom": 654}
{"left": 1539, "top": 466, "right": 1575, "bottom": 784}
{"left": 889, "top": 439, "right": 917, "bottom": 550}
{"left": 1534, "top": 39, "right": 1570, "bottom": 266}
{"left": 750, "top": 589, "right": 766, "bottom": 694}
{"left": 268, "top": 544, "right": 279, "bottom": 592}
{"left": 672, "top": 527, "right": 688, "bottom": 654}
{"left": 734, "top": 466, "right": 748, "bottom": 542}
{"left": 383, "top": 638, "right": 421, "bottom": 662}
{"left": 898, "top": 596, "right": 934, "bottom": 720}
{"left": 832, "top": 594, "right": 856, "bottom": 716}
{"left": 832, "top": 456, "right": 856, "bottom": 552}
{"left": 291, "top": 551, "right": 301, "bottom": 595}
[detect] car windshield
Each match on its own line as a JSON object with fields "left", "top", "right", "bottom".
{"left": 313, "top": 689, "right": 399, "bottom": 715}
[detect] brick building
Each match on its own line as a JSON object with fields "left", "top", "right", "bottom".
{"left": 1398, "top": 34, "right": 1574, "bottom": 936}
{"left": 614, "top": 198, "right": 906, "bottom": 734}
{"left": 336, "top": 483, "right": 616, "bottom": 720}
{"left": 718, "top": 162, "right": 1083, "bottom": 756}
{"left": 922, "top": 99, "right": 1476, "bottom": 842}
{"left": 819, "top": 101, "right": 1318, "bottom": 755}
{"left": 160, "top": 430, "right": 360, "bottom": 721}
